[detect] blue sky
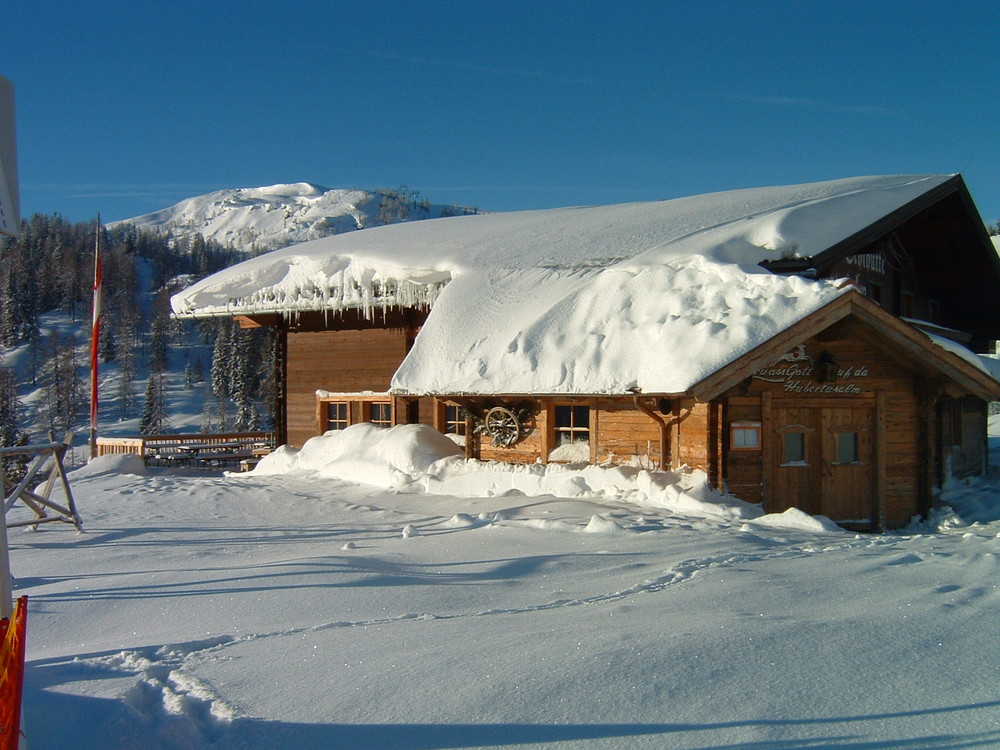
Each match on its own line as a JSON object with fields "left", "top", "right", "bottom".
{"left": 4, "top": 1, "right": 1000, "bottom": 225}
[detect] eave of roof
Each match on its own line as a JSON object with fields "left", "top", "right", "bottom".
{"left": 761, "top": 175, "right": 1000, "bottom": 280}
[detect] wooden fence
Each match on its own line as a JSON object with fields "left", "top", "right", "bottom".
{"left": 96, "top": 431, "right": 275, "bottom": 470}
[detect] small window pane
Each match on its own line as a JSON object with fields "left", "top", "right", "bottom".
{"left": 327, "top": 402, "right": 348, "bottom": 430}
{"left": 369, "top": 402, "right": 392, "bottom": 427}
{"left": 444, "top": 404, "right": 466, "bottom": 435}
{"left": 731, "top": 422, "right": 761, "bottom": 450}
{"left": 554, "top": 405, "right": 590, "bottom": 447}
{"left": 783, "top": 432, "right": 806, "bottom": 464}
{"left": 836, "top": 432, "right": 859, "bottom": 464}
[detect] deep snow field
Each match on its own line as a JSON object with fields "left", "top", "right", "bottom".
{"left": 10, "top": 422, "right": 1000, "bottom": 750}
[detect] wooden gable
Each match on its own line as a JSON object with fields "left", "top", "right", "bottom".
{"left": 709, "top": 293, "right": 999, "bottom": 529}
{"left": 691, "top": 290, "right": 1000, "bottom": 404}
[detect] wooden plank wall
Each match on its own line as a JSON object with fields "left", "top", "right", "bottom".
{"left": 675, "top": 400, "right": 712, "bottom": 472}
{"left": 477, "top": 406, "right": 547, "bottom": 464}
{"left": 471, "top": 398, "right": 662, "bottom": 467}
{"left": 941, "top": 396, "right": 988, "bottom": 479}
{"left": 285, "top": 328, "right": 409, "bottom": 447}
{"left": 722, "top": 332, "right": 936, "bottom": 527}
{"left": 592, "top": 399, "right": 661, "bottom": 467}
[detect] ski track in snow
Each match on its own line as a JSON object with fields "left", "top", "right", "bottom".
{"left": 66, "top": 542, "right": 795, "bottom": 746}
{"left": 172, "top": 535, "right": 896, "bottom": 646}
{"left": 71, "top": 534, "right": 853, "bottom": 744}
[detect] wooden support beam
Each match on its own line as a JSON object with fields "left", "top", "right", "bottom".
{"left": 874, "top": 391, "right": 887, "bottom": 532}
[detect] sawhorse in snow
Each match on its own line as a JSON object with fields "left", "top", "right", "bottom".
{"left": 0, "top": 431, "right": 82, "bottom": 532}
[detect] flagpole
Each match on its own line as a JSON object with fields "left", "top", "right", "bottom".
{"left": 88, "top": 215, "right": 102, "bottom": 461}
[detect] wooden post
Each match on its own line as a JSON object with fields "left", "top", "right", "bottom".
{"left": 874, "top": 391, "right": 887, "bottom": 532}
{"left": 0, "top": 502, "right": 11, "bottom": 619}
{"left": 761, "top": 391, "right": 773, "bottom": 512}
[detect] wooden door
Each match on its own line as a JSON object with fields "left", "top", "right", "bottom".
{"left": 770, "top": 407, "right": 820, "bottom": 515}
{"left": 768, "top": 405, "right": 875, "bottom": 523}
{"left": 819, "top": 407, "right": 875, "bottom": 524}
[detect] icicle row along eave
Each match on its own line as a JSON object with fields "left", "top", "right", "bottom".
{"left": 172, "top": 275, "right": 451, "bottom": 322}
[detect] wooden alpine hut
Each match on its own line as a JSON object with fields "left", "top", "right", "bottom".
{"left": 172, "top": 174, "right": 1000, "bottom": 530}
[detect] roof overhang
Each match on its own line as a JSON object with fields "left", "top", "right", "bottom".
{"left": 761, "top": 175, "right": 996, "bottom": 275}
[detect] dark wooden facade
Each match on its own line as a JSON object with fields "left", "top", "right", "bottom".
{"left": 761, "top": 176, "right": 1000, "bottom": 352}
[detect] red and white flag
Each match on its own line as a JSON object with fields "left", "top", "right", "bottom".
{"left": 89, "top": 219, "right": 102, "bottom": 452}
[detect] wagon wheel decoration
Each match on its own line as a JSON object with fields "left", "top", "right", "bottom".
{"left": 484, "top": 406, "right": 522, "bottom": 448}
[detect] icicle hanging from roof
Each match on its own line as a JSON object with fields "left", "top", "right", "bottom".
{"left": 218, "top": 265, "right": 450, "bottom": 321}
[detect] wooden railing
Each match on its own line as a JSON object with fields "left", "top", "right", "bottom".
{"left": 96, "top": 432, "right": 275, "bottom": 469}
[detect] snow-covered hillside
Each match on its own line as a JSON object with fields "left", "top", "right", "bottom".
{"left": 112, "top": 183, "right": 478, "bottom": 253}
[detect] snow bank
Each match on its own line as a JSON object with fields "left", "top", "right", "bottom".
{"left": 252, "top": 424, "right": 765, "bottom": 524}
{"left": 252, "top": 423, "right": 464, "bottom": 486}
{"left": 74, "top": 453, "right": 148, "bottom": 477}
{"left": 741, "top": 507, "right": 844, "bottom": 533}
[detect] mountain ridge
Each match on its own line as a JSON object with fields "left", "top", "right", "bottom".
{"left": 111, "top": 183, "right": 479, "bottom": 253}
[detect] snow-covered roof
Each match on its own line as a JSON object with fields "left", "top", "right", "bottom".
{"left": 171, "top": 175, "right": 958, "bottom": 395}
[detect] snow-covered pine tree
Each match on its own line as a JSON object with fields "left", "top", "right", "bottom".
{"left": 40, "top": 331, "right": 85, "bottom": 435}
{"left": 0, "top": 366, "right": 28, "bottom": 482}
{"left": 148, "top": 312, "right": 170, "bottom": 375}
{"left": 210, "top": 319, "right": 233, "bottom": 401}
{"left": 139, "top": 373, "right": 168, "bottom": 434}
{"left": 229, "top": 326, "right": 257, "bottom": 431}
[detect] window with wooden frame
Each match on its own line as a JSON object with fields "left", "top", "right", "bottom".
{"left": 730, "top": 421, "right": 761, "bottom": 451}
{"left": 554, "top": 405, "right": 590, "bottom": 447}
{"left": 326, "top": 402, "right": 349, "bottom": 431}
{"left": 367, "top": 401, "right": 393, "bottom": 427}
{"left": 834, "top": 431, "right": 860, "bottom": 464}
{"left": 779, "top": 426, "right": 810, "bottom": 466}
{"left": 548, "top": 404, "right": 591, "bottom": 462}
{"left": 442, "top": 404, "right": 466, "bottom": 436}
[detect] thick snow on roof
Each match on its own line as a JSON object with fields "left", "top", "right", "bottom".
{"left": 171, "top": 174, "right": 954, "bottom": 395}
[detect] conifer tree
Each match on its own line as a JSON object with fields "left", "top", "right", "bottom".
{"left": 210, "top": 319, "right": 234, "bottom": 400}
{"left": 40, "top": 331, "right": 84, "bottom": 434}
{"left": 139, "top": 373, "right": 168, "bottom": 435}
{"left": 148, "top": 312, "right": 170, "bottom": 375}
{"left": 0, "top": 366, "right": 28, "bottom": 483}
{"left": 229, "top": 328, "right": 258, "bottom": 431}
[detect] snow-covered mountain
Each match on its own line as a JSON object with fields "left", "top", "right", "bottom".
{"left": 112, "top": 183, "right": 478, "bottom": 253}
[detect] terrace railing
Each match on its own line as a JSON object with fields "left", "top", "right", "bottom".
{"left": 96, "top": 431, "right": 275, "bottom": 470}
